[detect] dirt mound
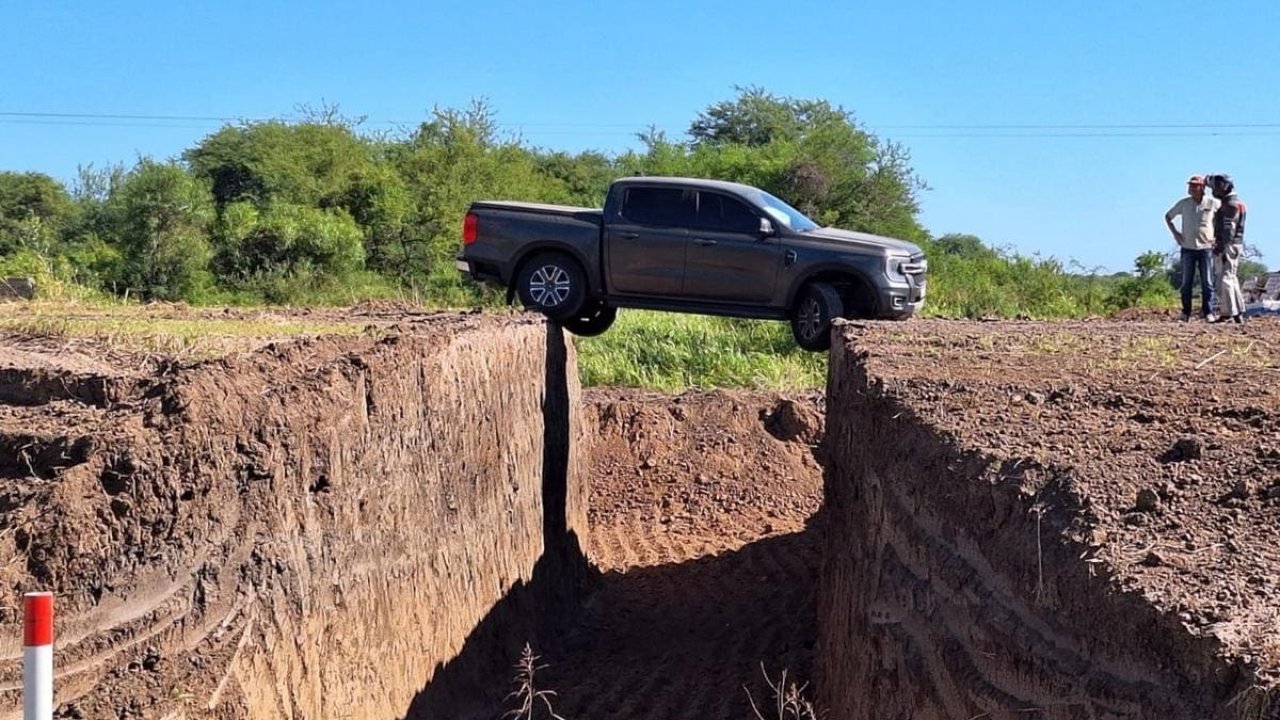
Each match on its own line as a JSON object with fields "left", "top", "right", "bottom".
{"left": 0, "top": 316, "right": 591, "bottom": 720}
{"left": 821, "top": 318, "right": 1280, "bottom": 719}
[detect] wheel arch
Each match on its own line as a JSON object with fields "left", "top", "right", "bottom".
{"left": 786, "top": 266, "right": 881, "bottom": 318}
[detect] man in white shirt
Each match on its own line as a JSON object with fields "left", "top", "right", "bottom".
{"left": 1165, "top": 174, "right": 1220, "bottom": 321}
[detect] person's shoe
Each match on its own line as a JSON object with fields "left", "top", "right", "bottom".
{"left": 1232, "top": 314, "right": 1244, "bottom": 325}
{"left": 1205, "top": 313, "right": 1220, "bottom": 323}
{"left": 1180, "top": 313, "right": 1191, "bottom": 322}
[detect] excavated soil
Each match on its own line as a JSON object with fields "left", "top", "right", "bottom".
{"left": 821, "top": 319, "right": 1280, "bottom": 720}
{"left": 6, "top": 308, "right": 1280, "bottom": 720}
{"left": 0, "top": 312, "right": 829, "bottom": 720}
{"left": 0, "top": 314, "right": 594, "bottom": 720}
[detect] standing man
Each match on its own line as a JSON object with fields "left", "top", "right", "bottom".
{"left": 1208, "top": 173, "right": 1248, "bottom": 324}
{"left": 1165, "top": 174, "right": 1219, "bottom": 321}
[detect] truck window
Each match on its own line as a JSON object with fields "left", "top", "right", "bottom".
{"left": 619, "top": 187, "right": 696, "bottom": 228}
{"left": 696, "top": 192, "right": 760, "bottom": 234}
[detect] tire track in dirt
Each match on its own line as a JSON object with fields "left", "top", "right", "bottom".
{"left": 540, "top": 391, "right": 825, "bottom": 720}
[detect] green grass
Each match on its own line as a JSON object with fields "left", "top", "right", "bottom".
{"left": 575, "top": 310, "right": 826, "bottom": 392}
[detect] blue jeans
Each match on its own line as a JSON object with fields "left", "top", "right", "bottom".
{"left": 1181, "top": 248, "right": 1215, "bottom": 317}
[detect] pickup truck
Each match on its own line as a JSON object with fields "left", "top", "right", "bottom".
{"left": 455, "top": 176, "right": 927, "bottom": 351}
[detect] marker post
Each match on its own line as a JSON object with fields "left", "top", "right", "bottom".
{"left": 23, "top": 592, "right": 53, "bottom": 720}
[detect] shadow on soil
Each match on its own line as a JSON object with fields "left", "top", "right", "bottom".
{"left": 404, "top": 523, "right": 822, "bottom": 720}
{"left": 404, "top": 324, "right": 823, "bottom": 720}
{"left": 404, "top": 323, "right": 595, "bottom": 719}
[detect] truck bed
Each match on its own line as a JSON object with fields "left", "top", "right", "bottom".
{"left": 469, "top": 201, "right": 602, "bottom": 223}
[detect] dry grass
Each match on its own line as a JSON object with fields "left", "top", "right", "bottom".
{"left": 745, "top": 665, "right": 823, "bottom": 720}
{"left": 0, "top": 301, "right": 376, "bottom": 361}
{"left": 504, "top": 644, "right": 565, "bottom": 720}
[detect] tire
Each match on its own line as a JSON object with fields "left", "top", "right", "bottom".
{"left": 515, "top": 252, "right": 588, "bottom": 321}
{"left": 790, "top": 282, "right": 844, "bottom": 352}
{"left": 562, "top": 302, "right": 617, "bottom": 337}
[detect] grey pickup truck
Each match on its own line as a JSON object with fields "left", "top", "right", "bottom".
{"left": 455, "top": 176, "right": 927, "bottom": 351}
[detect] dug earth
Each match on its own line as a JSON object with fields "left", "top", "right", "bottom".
{"left": 0, "top": 310, "right": 1277, "bottom": 719}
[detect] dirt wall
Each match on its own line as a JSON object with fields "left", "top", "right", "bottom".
{"left": 0, "top": 317, "right": 589, "bottom": 719}
{"left": 818, "top": 327, "right": 1259, "bottom": 720}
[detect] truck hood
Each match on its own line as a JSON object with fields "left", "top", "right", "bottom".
{"left": 803, "top": 227, "right": 922, "bottom": 256}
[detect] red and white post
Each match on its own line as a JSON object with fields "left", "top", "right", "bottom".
{"left": 22, "top": 592, "right": 53, "bottom": 720}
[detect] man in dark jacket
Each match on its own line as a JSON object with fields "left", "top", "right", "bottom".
{"left": 1208, "top": 173, "right": 1248, "bottom": 323}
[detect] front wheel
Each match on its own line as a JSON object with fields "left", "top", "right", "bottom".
{"left": 515, "top": 252, "right": 587, "bottom": 321}
{"left": 790, "top": 282, "right": 844, "bottom": 352}
{"left": 562, "top": 302, "right": 617, "bottom": 337}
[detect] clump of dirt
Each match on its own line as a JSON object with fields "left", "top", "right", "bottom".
{"left": 821, "top": 319, "right": 1280, "bottom": 719}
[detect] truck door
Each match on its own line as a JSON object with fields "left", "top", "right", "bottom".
{"left": 605, "top": 186, "right": 694, "bottom": 297}
{"left": 682, "top": 191, "right": 782, "bottom": 303}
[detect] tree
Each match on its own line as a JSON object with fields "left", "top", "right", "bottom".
{"left": 185, "top": 120, "right": 377, "bottom": 210}
{"left": 0, "top": 172, "right": 76, "bottom": 256}
{"left": 388, "top": 101, "right": 565, "bottom": 289}
{"left": 629, "top": 87, "right": 928, "bottom": 242}
{"left": 102, "top": 160, "right": 214, "bottom": 301}
{"left": 689, "top": 85, "right": 851, "bottom": 148}
{"left": 1109, "top": 251, "right": 1177, "bottom": 310}
{"left": 211, "top": 201, "right": 365, "bottom": 299}
{"left": 931, "top": 233, "right": 997, "bottom": 259}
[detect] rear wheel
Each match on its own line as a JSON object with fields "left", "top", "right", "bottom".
{"left": 790, "top": 282, "right": 844, "bottom": 352}
{"left": 562, "top": 302, "right": 617, "bottom": 337}
{"left": 515, "top": 252, "right": 587, "bottom": 321}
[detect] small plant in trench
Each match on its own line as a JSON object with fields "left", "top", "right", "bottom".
{"left": 745, "top": 665, "right": 823, "bottom": 720}
{"left": 504, "top": 643, "right": 565, "bottom": 720}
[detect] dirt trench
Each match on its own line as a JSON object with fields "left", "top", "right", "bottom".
{"left": 0, "top": 316, "right": 829, "bottom": 720}
{"left": 819, "top": 320, "right": 1280, "bottom": 720}
{"left": 0, "top": 316, "right": 593, "bottom": 719}
{"left": 3, "top": 313, "right": 1279, "bottom": 720}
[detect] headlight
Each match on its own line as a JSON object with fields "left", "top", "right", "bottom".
{"left": 886, "top": 254, "right": 926, "bottom": 278}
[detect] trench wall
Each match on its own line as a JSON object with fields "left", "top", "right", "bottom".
{"left": 0, "top": 318, "right": 588, "bottom": 719}
{"left": 818, "top": 331, "right": 1251, "bottom": 720}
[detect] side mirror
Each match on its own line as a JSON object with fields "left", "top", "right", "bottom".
{"left": 759, "top": 217, "right": 776, "bottom": 237}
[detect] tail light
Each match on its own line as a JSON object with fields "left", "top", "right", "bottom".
{"left": 462, "top": 212, "right": 478, "bottom": 245}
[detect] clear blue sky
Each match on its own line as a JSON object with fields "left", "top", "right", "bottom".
{"left": 3, "top": 0, "right": 1279, "bottom": 273}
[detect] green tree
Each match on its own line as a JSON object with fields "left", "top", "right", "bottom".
{"left": 211, "top": 201, "right": 365, "bottom": 300}
{"left": 0, "top": 172, "right": 76, "bottom": 256}
{"left": 931, "top": 233, "right": 997, "bottom": 259}
{"left": 102, "top": 160, "right": 214, "bottom": 301}
{"left": 625, "top": 87, "right": 928, "bottom": 242}
{"left": 1108, "top": 251, "right": 1177, "bottom": 310}
{"left": 389, "top": 101, "right": 565, "bottom": 296}
{"left": 185, "top": 120, "right": 378, "bottom": 210}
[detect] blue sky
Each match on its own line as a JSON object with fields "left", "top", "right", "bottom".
{"left": 3, "top": 0, "right": 1279, "bottom": 273}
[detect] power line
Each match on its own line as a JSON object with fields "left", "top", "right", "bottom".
{"left": 4, "top": 110, "right": 1280, "bottom": 138}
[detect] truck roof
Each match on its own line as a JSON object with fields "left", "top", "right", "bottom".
{"left": 610, "top": 176, "right": 763, "bottom": 197}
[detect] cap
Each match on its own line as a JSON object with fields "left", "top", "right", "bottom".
{"left": 1187, "top": 174, "right": 1206, "bottom": 185}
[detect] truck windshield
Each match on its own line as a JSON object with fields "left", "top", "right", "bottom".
{"left": 756, "top": 191, "right": 820, "bottom": 233}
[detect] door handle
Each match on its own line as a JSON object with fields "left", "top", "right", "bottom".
{"left": 693, "top": 238, "right": 718, "bottom": 246}
{"left": 618, "top": 232, "right": 640, "bottom": 239}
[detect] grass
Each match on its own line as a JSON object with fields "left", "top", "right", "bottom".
{"left": 0, "top": 301, "right": 373, "bottom": 360}
{"left": 574, "top": 310, "right": 827, "bottom": 392}
{"left": 2, "top": 302, "right": 827, "bottom": 390}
